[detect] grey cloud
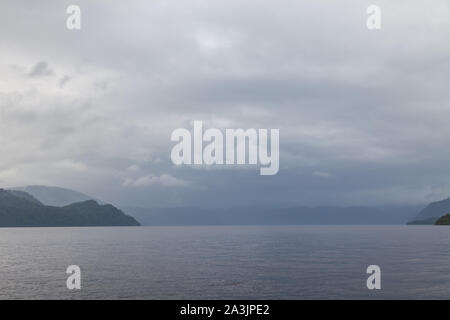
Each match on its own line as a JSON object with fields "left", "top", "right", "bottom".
{"left": 1, "top": 0, "right": 450, "bottom": 208}
{"left": 59, "top": 75, "right": 71, "bottom": 87}
{"left": 28, "top": 61, "right": 53, "bottom": 77}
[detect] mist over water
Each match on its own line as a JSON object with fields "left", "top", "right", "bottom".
{"left": 1, "top": 225, "right": 449, "bottom": 299}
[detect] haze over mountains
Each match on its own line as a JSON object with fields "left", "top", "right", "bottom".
{"left": 124, "top": 204, "right": 424, "bottom": 226}
{"left": 11, "top": 185, "right": 96, "bottom": 206}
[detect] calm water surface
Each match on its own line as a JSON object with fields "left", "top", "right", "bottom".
{"left": 0, "top": 226, "right": 449, "bottom": 299}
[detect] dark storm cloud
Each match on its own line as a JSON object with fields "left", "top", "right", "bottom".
{"left": 28, "top": 61, "right": 53, "bottom": 77}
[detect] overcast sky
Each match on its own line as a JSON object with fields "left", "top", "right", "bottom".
{"left": 1, "top": 0, "right": 450, "bottom": 208}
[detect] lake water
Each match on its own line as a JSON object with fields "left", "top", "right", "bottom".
{"left": 0, "top": 225, "right": 449, "bottom": 299}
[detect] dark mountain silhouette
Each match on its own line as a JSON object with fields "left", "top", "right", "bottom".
{"left": 0, "top": 189, "right": 139, "bottom": 227}
{"left": 435, "top": 214, "right": 450, "bottom": 225}
{"left": 408, "top": 198, "right": 450, "bottom": 225}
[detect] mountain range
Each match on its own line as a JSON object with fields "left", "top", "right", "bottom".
{"left": 3, "top": 184, "right": 450, "bottom": 226}
{"left": 408, "top": 198, "right": 450, "bottom": 225}
{"left": 0, "top": 188, "right": 139, "bottom": 227}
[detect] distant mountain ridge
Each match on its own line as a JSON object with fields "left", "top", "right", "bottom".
{"left": 0, "top": 189, "right": 139, "bottom": 227}
{"left": 10, "top": 185, "right": 96, "bottom": 206}
{"left": 408, "top": 198, "right": 450, "bottom": 225}
{"left": 124, "top": 204, "right": 422, "bottom": 226}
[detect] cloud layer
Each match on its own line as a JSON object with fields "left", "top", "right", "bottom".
{"left": 1, "top": 0, "right": 450, "bottom": 207}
